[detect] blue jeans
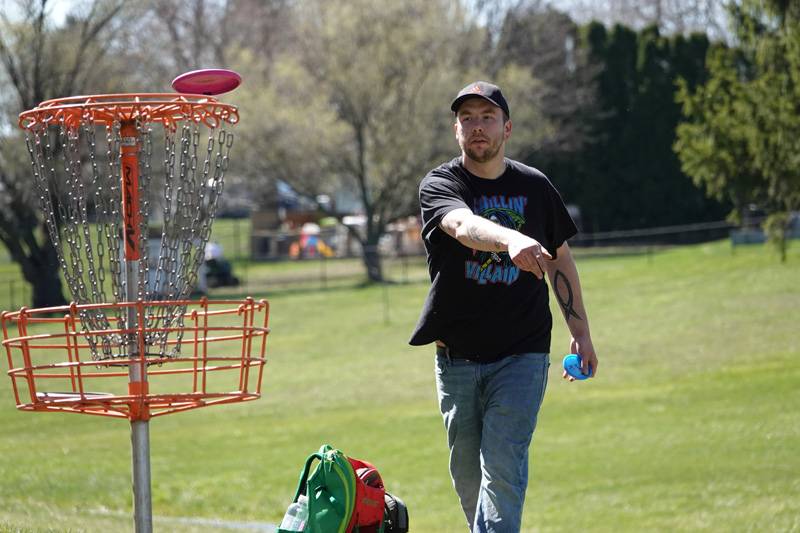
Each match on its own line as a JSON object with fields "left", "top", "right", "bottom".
{"left": 435, "top": 352, "right": 550, "bottom": 533}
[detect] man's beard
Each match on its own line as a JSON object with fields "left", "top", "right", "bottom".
{"left": 462, "top": 136, "right": 502, "bottom": 163}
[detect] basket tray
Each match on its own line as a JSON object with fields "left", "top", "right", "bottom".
{"left": 2, "top": 298, "right": 269, "bottom": 420}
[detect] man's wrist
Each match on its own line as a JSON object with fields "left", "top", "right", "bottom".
{"left": 570, "top": 329, "right": 591, "bottom": 341}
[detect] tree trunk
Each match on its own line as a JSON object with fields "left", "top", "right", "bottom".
{"left": 362, "top": 243, "right": 383, "bottom": 283}
{"left": 29, "top": 256, "right": 69, "bottom": 308}
{"left": 343, "top": 217, "right": 384, "bottom": 283}
{"left": 6, "top": 225, "right": 69, "bottom": 309}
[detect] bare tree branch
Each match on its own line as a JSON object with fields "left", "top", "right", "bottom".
{"left": 0, "top": 0, "right": 128, "bottom": 307}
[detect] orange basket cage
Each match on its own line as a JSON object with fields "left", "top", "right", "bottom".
{"left": 18, "top": 92, "right": 239, "bottom": 130}
{"left": 1, "top": 298, "right": 269, "bottom": 421}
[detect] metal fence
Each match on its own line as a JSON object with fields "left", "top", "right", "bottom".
{"left": 571, "top": 219, "right": 736, "bottom": 247}
{"left": 2, "top": 218, "right": 794, "bottom": 306}
{"left": 0, "top": 278, "right": 32, "bottom": 311}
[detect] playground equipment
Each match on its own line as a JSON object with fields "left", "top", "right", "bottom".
{"left": 2, "top": 72, "right": 268, "bottom": 532}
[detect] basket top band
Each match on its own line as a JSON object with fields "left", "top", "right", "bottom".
{"left": 19, "top": 93, "right": 239, "bottom": 130}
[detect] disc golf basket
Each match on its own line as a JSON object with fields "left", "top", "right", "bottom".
{"left": 2, "top": 84, "right": 269, "bottom": 533}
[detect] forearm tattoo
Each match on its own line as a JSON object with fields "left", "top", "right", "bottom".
{"left": 554, "top": 270, "right": 582, "bottom": 321}
{"left": 466, "top": 222, "right": 503, "bottom": 249}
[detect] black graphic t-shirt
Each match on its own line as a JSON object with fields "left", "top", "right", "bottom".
{"left": 409, "top": 157, "right": 578, "bottom": 361}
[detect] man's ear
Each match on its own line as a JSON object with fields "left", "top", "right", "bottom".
{"left": 504, "top": 119, "right": 513, "bottom": 140}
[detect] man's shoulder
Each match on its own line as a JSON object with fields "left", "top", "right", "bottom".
{"left": 424, "top": 157, "right": 462, "bottom": 180}
{"left": 420, "top": 157, "right": 468, "bottom": 190}
{"left": 505, "top": 159, "right": 548, "bottom": 181}
{"left": 505, "top": 159, "right": 562, "bottom": 193}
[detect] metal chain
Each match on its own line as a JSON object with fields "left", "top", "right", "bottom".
{"left": 176, "top": 126, "right": 201, "bottom": 298}
{"left": 88, "top": 122, "right": 109, "bottom": 304}
{"left": 105, "top": 121, "right": 124, "bottom": 307}
{"left": 80, "top": 117, "right": 115, "bottom": 358}
{"left": 25, "top": 106, "right": 233, "bottom": 361}
{"left": 135, "top": 119, "right": 151, "bottom": 304}
{"left": 60, "top": 121, "right": 91, "bottom": 306}
{"left": 26, "top": 130, "right": 67, "bottom": 281}
{"left": 153, "top": 125, "right": 176, "bottom": 301}
{"left": 150, "top": 126, "right": 177, "bottom": 356}
{"left": 78, "top": 116, "right": 104, "bottom": 305}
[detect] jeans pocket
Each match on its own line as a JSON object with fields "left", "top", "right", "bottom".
{"left": 538, "top": 354, "right": 550, "bottom": 407}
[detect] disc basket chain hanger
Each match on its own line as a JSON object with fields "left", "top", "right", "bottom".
{"left": 24, "top": 98, "right": 235, "bottom": 360}
{"left": 4, "top": 75, "right": 268, "bottom": 533}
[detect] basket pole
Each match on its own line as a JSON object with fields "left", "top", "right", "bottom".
{"left": 121, "top": 120, "right": 152, "bottom": 533}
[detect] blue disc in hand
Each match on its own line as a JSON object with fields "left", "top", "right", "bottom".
{"left": 563, "top": 353, "right": 593, "bottom": 380}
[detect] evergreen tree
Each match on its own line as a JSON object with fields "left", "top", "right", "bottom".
{"left": 575, "top": 22, "right": 728, "bottom": 232}
{"left": 675, "top": 0, "right": 800, "bottom": 259}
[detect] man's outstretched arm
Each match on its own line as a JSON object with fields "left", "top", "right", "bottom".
{"left": 440, "top": 208, "right": 551, "bottom": 279}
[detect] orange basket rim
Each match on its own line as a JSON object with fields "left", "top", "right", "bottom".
{"left": 19, "top": 93, "right": 239, "bottom": 130}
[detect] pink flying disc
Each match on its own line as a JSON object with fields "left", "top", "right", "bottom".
{"left": 171, "top": 68, "right": 242, "bottom": 95}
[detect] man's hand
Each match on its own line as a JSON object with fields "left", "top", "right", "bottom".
{"left": 563, "top": 334, "right": 598, "bottom": 381}
{"left": 441, "top": 209, "right": 551, "bottom": 279}
{"left": 507, "top": 234, "right": 552, "bottom": 279}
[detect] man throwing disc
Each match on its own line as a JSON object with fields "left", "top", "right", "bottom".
{"left": 409, "top": 81, "right": 599, "bottom": 532}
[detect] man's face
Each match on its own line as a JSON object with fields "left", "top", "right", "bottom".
{"left": 454, "top": 98, "right": 512, "bottom": 164}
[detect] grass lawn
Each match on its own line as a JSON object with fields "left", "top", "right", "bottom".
{"left": 0, "top": 240, "right": 798, "bottom": 532}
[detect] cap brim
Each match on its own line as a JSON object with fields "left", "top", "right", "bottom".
{"left": 450, "top": 94, "right": 502, "bottom": 113}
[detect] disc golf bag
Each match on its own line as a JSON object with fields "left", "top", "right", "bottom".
{"left": 287, "top": 444, "right": 386, "bottom": 533}
{"left": 382, "top": 493, "right": 409, "bottom": 533}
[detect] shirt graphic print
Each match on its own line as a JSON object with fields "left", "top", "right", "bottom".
{"left": 464, "top": 194, "right": 527, "bottom": 286}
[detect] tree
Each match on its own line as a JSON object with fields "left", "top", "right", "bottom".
{"left": 132, "top": 0, "right": 293, "bottom": 86}
{"left": 123, "top": 0, "right": 294, "bottom": 228}
{"left": 0, "top": 0, "right": 125, "bottom": 307}
{"left": 553, "top": 0, "right": 729, "bottom": 41}
{"left": 493, "top": 3, "right": 600, "bottom": 218}
{"left": 534, "top": 20, "right": 728, "bottom": 233}
{"left": 675, "top": 0, "right": 800, "bottom": 259}
{"left": 495, "top": 4, "right": 599, "bottom": 159}
{"left": 237, "top": 0, "right": 548, "bottom": 281}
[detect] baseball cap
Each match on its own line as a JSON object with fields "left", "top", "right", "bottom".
{"left": 450, "top": 81, "right": 510, "bottom": 117}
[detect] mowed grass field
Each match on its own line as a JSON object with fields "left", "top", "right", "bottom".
{"left": 0, "top": 240, "right": 798, "bottom": 532}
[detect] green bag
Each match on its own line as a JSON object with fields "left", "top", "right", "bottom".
{"left": 283, "top": 444, "right": 356, "bottom": 533}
